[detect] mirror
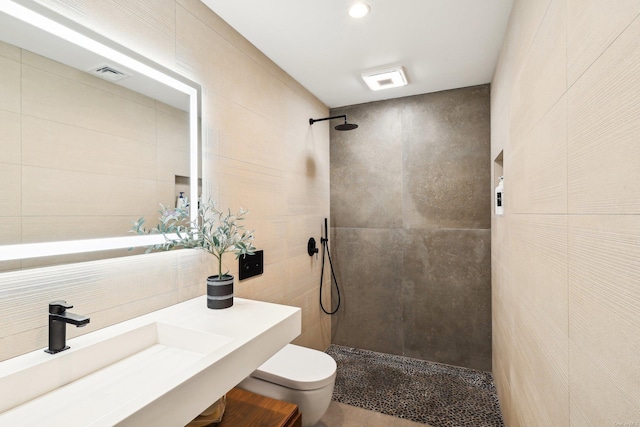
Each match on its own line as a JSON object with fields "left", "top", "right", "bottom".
{"left": 0, "top": 0, "right": 201, "bottom": 271}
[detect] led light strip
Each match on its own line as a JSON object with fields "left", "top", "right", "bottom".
{"left": 0, "top": 234, "right": 183, "bottom": 261}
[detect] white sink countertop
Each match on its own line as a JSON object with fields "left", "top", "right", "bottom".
{"left": 0, "top": 297, "right": 301, "bottom": 426}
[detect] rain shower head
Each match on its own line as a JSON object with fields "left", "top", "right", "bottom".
{"left": 334, "top": 122, "right": 358, "bottom": 131}
{"left": 309, "top": 115, "right": 358, "bottom": 131}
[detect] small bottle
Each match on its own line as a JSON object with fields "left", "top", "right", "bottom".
{"left": 495, "top": 176, "right": 504, "bottom": 216}
{"left": 176, "top": 192, "right": 186, "bottom": 210}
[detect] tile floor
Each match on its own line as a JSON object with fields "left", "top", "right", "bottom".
{"left": 323, "top": 345, "right": 504, "bottom": 427}
{"left": 319, "top": 401, "right": 430, "bottom": 427}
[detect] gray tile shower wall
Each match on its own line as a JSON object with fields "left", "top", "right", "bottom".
{"left": 329, "top": 85, "right": 491, "bottom": 371}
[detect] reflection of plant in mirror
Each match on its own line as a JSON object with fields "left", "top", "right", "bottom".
{"left": 132, "top": 199, "right": 256, "bottom": 279}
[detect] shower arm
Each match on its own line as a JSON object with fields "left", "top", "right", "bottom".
{"left": 309, "top": 115, "right": 348, "bottom": 126}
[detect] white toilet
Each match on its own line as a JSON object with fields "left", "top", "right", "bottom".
{"left": 237, "top": 344, "right": 337, "bottom": 427}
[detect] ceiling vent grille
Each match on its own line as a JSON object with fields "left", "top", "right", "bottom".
{"left": 89, "top": 65, "right": 129, "bottom": 81}
{"left": 361, "top": 66, "right": 408, "bottom": 91}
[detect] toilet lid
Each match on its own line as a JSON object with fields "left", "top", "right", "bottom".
{"left": 251, "top": 344, "right": 337, "bottom": 391}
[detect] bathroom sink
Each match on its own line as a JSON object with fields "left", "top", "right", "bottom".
{"left": 0, "top": 322, "right": 233, "bottom": 424}
{"left": 0, "top": 297, "right": 301, "bottom": 426}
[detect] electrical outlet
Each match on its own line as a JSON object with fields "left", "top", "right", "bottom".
{"left": 239, "top": 250, "right": 263, "bottom": 280}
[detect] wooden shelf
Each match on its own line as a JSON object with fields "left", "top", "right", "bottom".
{"left": 188, "top": 388, "right": 301, "bottom": 427}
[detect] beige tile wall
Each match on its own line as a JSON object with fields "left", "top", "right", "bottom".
{"left": 0, "top": 0, "right": 330, "bottom": 361}
{"left": 492, "top": 0, "right": 640, "bottom": 425}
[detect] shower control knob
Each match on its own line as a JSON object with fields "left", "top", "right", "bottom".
{"left": 308, "top": 237, "right": 319, "bottom": 257}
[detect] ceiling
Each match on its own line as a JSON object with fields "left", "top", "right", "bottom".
{"left": 200, "top": 0, "right": 513, "bottom": 108}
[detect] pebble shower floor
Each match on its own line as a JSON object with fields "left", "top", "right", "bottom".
{"left": 326, "top": 345, "right": 505, "bottom": 427}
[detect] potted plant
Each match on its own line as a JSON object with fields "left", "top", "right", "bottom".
{"left": 132, "top": 199, "right": 256, "bottom": 309}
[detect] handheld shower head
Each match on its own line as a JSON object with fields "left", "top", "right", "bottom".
{"left": 309, "top": 115, "right": 358, "bottom": 131}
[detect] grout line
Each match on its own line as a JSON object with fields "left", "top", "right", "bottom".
{"left": 566, "top": 10, "right": 640, "bottom": 91}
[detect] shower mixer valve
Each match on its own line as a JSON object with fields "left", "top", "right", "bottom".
{"left": 308, "top": 237, "right": 319, "bottom": 257}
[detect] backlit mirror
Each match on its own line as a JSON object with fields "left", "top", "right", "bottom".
{"left": 0, "top": 0, "right": 200, "bottom": 271}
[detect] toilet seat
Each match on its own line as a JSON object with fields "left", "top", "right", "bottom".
{"left": 251, "top": 344, "right": 337, "bottom": 391}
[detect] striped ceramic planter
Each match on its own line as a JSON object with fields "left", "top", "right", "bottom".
{"left": 207, "top": 275, "right": 234, "bottom": 309}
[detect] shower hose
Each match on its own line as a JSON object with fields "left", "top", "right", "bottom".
{"left": 319, "top": 218, "right": 341, "bottom": 315}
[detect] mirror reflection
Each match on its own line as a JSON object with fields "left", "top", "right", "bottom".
{"left": 0, "top": 2, "right": 200, "bottom": 271}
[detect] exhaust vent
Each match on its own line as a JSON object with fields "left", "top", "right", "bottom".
{"left": 361, "top": 66, "right": 407, "bottom": 91}
{"left": 89, "top": 65, "right": 129, "bottom": 81}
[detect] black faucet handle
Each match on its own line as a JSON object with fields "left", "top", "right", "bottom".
{"left": 49, "top": 300, "right": 73, "bottom": 314}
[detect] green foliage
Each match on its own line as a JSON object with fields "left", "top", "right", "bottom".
{"left": 132, "top": 199, "right": 256, "bottom": 278}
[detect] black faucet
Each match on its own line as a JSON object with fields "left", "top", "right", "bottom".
{"left": 45, "top": 300, "right": 90, "bottom": 354}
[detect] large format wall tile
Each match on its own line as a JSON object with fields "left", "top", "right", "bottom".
{"left": 0, "top": 47, "right": 20, "bottom": 114}
{"left": 22, "top": 166, "right": 157, "bottom": 217}
{"left": 0, "top": 165, "right": 21, "bottom": 219}
{"left": 509, "top": 215, "right": 569, "bottom": 425}
{"left": 403, "top": 228, "right": 491, "bottom": 371}
{"left": 0, "top": 110, "right": 20, "bottom": 166}
{"left": 22, "top": 116, "right": 157, "bottom": 180}
{"left": 507, "top": 96, "right": 567, "bottom": 214}
{"left": 568, "top": 215, "right": 640, "bottom": 425}
{"left": 208, "top": 95, "right": 286, "bottom": 171}
{"left": 156, "top": 102, "right": 190, "bottom": 152}
{"left": 217, "top": 158, "right": 287, "bottom": 218}
{"left": 22, "top": 65, "right": 157, "bottom": 144}
{"left": 330, "top": 227, "right": 405, "bottom": 354}
{"left": 509, "top": 216, "right": 568, "bottom": 336}
{"left": 567, "top": 0, "right": 640, "bottom": 85}
{"left": 34, "top": 0, "right": 177, "bottom": 69}
{"left": 503, "top": 0, "right": 553, "bottom": 89}
{"left": 568, "top": 14, "right": 640, "bottom": 214}
{"left": 402, "top": 86, "right": 491, "bottom": 230}
{"left": 510, "top": 0, "right": 566, "bottom": 144}
{"left": 157, "top": 146, "right": 190, "bottom": 183}
{"left": 330, "top": 101, "right": 403, "bottom": 229}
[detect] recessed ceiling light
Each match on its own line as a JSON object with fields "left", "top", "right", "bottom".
{"left": 349, "top": 3, "right": 370, "bottom": 19}
{"left": 361, "top": 66, "right": 408, "bottom": 91}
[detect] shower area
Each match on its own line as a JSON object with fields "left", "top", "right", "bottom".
{"left": 328, "top": 84, "right": 492, "bottom": 372}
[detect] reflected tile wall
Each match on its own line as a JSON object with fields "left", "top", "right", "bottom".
{"left": 0, "top": 41, "right": 189, "bottom": 253}
{"left": 330, "top": 85, "right": 492, "bottom": 371}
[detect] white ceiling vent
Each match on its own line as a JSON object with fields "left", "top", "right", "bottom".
{"left": 89, "top": 65, "right": 130, "bottom": 81}
{"left": 361, "top": 66, "right": 408, "bottom": 91}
